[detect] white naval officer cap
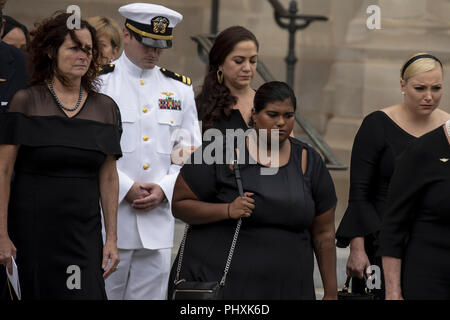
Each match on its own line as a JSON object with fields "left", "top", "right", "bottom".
{"left": 118, "top": 3, "right": 183, "bottom": 49}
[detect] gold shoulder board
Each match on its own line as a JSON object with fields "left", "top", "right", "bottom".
{"left": 160, "top": 68, "right": 192, "bottom": 86}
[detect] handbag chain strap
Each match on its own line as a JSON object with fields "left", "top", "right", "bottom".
{"left": 174, "top": 223, "right": 189, "bottom": 284}
{"left": 175, "top": 145, "right": 244, "bottom": 287}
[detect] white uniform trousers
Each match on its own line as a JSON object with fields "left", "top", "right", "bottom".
{"left": 105, "top": 248, "right": 171, "bottom": 300}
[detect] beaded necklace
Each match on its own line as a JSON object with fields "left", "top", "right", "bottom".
{"left": 47, "top": 81, "right": 83, "bottom": 112}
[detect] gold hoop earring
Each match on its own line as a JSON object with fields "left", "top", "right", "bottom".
{"left": 217, "top": 70, "right": 224, "bottom": 84}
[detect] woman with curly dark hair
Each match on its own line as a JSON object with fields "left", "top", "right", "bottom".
{"left": 0, "top": 11, "right": 122, "bottom": 299}
{"left": 196, "top": 26, "right": 259, "bottom": 133}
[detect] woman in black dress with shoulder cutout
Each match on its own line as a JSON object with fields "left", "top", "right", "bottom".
{"left": 168, "top": 82, "right": 338, "bottom": 299}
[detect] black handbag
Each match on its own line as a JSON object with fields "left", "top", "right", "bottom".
{"left": 171, "top": 278, "right": 224, "bottom": 300}
{"left": 338, "top": 276, "right": 376, "bottom": 300}
{"left": 170, "top": 150, "right": 245, "bottom": 300}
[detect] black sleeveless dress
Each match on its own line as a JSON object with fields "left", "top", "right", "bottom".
{"left": 0, "top": 85, "right": 122, "bottom": 299}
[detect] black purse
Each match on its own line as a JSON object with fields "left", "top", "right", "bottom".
{"left": 338, "top": 276, "right": 376, "bottom": 300}
{"left": 170, "top": 151, "right": 245, "bottom": 300}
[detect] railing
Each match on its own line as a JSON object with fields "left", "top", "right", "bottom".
{"left": 268, "top": 0, "right": 328, "bottom": 89}
{"left": 191, "top": 20, "right": 346, "bottom": 170}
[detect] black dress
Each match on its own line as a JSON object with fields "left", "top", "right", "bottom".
{"left": 213, "top": 109, "right": 249, "bottom": 133}
{"left": 168, "top": 137, "right": 337, "bottom": 299}
{"left": 378, "top": 125, "right": 450, "bottom": 299}
{"left": 335, "top": 111, "right": 418, "bottom": 296}
{"left": 0, "top": 85, "right": 122, "bottom": 300}
{"left": 0, "top": 42, "right": 28, "bottom": 299}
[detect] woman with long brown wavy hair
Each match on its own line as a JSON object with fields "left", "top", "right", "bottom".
{"left": 0, "top": 12, "right": 121, "bottom": 299}
{"left": 171, "top": 26, "right": 259, "bottom": 165}
{"left": 196, "top": 25, "right": 259, "bottom": 133}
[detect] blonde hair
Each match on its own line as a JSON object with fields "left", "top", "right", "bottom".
{"left": 86, "top": 16, "right": 122, "bottom": 52}
{"left": 401, "top": 52, "right": 443, "bottom": 81}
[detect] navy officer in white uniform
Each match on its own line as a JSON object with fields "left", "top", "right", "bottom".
{"left": 99, "top": 3, "right": 201, "bottom": 300}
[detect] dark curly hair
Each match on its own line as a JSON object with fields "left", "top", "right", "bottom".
{"left": 196, "top": 26, "right": 259, "bottom": 132}
{"left": 27, "top": 11, "right": 100, "bottom": 91}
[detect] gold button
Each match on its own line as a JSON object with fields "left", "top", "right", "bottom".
{"left": 170, "top": 119, "right": 174, "bottom": 124}
{"left": 140, "top": 80, "right": 145, "bottom": 85}
{"left": 143, "top": 136, "right": 149, "bottom": 141}
{"left": 142, "top": 107, "right": 148, "bottom": 113}
{"left": 143, "top": 163, "right": 149, "bottom": 170}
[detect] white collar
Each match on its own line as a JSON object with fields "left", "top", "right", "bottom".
{"left": 120, "top": 51, "right": 158, "bottom": 78}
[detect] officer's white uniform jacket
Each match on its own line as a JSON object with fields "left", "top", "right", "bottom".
{"left": 99, "top": 52, "right": 201, "bottom": 250}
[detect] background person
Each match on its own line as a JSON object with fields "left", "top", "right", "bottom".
{"left": 0, "top": 0, "right": 28, "bottom": 114}
{"left": 1, "top": 15, "right": 29, "bottom": 51}
{"left": 0, "top": 11, "right": 121, "bottom": 299}
{"left": 0, "top": 0, "right": 28, "bottom": 299}
{"left": 169, "top": 81, "right": 338, "bottom": 299}
{"left": 380, "top": 120, "right": 450, "bottom": 300}
{"left": 99, "top": 3, "right": 201, "bottom": 300}
{"left": 195, "top": 25, "right": 258, "bottom": 133}
{"left": 336, "top": 53, "right": 450, "bottom": 298}
{"left": 86, "top": 16, "right": 122, "bottom": 74}
{"left": 171, "top": 25, "right": 259, "bottom": 166}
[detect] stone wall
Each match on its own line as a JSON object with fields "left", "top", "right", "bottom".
{"left": 4, "top": 0, "right": 450, "bottom": 224}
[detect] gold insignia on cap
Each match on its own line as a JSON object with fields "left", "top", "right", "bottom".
{"left": 0, "top": 78, "right": 6, "bottom": 82}
{"left": 152, "top": 16, "right": 169, "bottom": 34}
{"left": 440, "top": 158, "right": 449, "bottom": 163}
{"left": 126, "top": 23, "right": 173, "bottom": 40}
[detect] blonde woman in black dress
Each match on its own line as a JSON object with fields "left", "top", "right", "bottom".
{"left": 336, "top": 53, "right": 450, "bottom": 297}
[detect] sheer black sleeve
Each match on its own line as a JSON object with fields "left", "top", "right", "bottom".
{"left": 92, "top": 93, "right": 122, "bottom": 159}
{"left": 5, "top": 88, "right": 31, "bottom": 114}
{"left": 0, "top": 87, "right": 122, "bottom": 159}
{"left": 336, "top": 112, "right": 386, "bottom": 247}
